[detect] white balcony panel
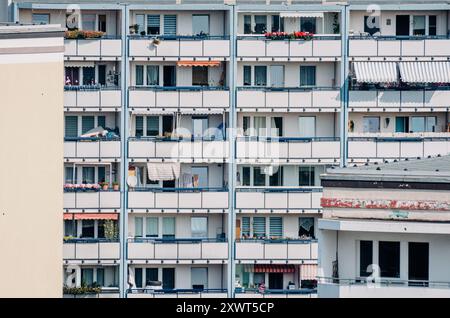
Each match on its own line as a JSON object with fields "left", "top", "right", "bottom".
{"left": 128, "top": 191, "right": 155, "bottom": 209}
{"left": 155, "top": 142, "right": 179, "bottom": 158}
{"left": 237, "top": 40, "right": 266, "bottom": 57}
{"left": 349, "top": 91, "right": 377, "bottom": 108}
{"left": 77, "top": 91, "right": 100, "bottom": 107}
{"left": 77, "top": 40, "right": 101, "bottom": 56}
{"left": 178, "top": 192, "right": 202, "bottom": 208}
{"left": 128, "top": 140, "right": 156, "bottom": 158}
{"left": 378, "top": 91, "right": 400, "bottom": 108}
{"left": 179, "top": 90, "right": 202, "bottom": 107}
{"left": 127, "top": 242, "right": 155, "bottom": 259}
{"left": 100, "top": 141, "right": 121, "bottom": 158}
{"left": 266, "top": 91, "right": 289, "bottom": 108}
{"left": 314, "top": 90, "right": 340, "bottom": 108}
{"left": 99, "top": 242, "right": 120, "bottom": 259}
{"left": 236, "top": 192, "right": 265, "bottom": 209}
{"left": 154, "top": 243, "right": 178, "bottom": 259}
{"left": 203, "top": 90, "right": 229, "bottom": 108}
{"left": 236, "top": 140, "right": 265, "bottom": 159}
{"left": 425, "top": 39, "right": 450, "bottom": 56}
{"left": 400, "top": 142, "right": 423, "bottom": 158}
{"left": 264, "top": 192, "right": 288, "bottom": 209}
{"left": 287, "top": 243, "right": 314, "bottom": 259}
{"left": 203, "top": 141, "right": 228, "bottom": 158}
{"left": 178, "top": 243, "right": 202, "bottom": 259}
{"left": 203, "top": 40, "right": 230, "bottom": 56}
{"left": 101, "top": 90, "right": 122, "bottom": 107}
{"left": 377, "top": 142, "right": 400, "bottom": 158}
{"left": 64, "top": 193, "right": 76, "bottom": 209}
{"left": 63, "top": 244, "right": 75, "bottom": 259}
{"left": 311, "top": 141, "right": 339, "bottom": 158}
{"left": 288, "top": 192, "right": 312, "bottom": 208}
{"left": 156, "top": 91, "right": 179, "bottom": 107}
{"left": 265, "top": 243, "right": 288, "bottom": 259}
{"left": 348, "top": 141, "right": 377, "bottom": 158}
{"left": 76, "top": 243, "right": 98, "bottom": 259}
{"left": 235, "top": 242, "right": 264, "bottom": 259}
{"left": 424, "top": 140, "right": 450, "bottom": 157}
{"left": 76, "top": 192, "right": 99, "bottom": 209}
{"left": 178, "top": 141, "right": 202, "bottom": 158}
{"left": 313, "top": 40, "right": 340, "bottom": 57}
{"left": 99, "top": 191, "right": 120, "bottom": 209}
{"left": 288, "top": 142, "right": 313, "bottom": 158}
{"left": 289, "top": 91, "right": 312, "bottom": 108}
{"left": 129, "top": 40, "right": 156, "bottom": 57}
{"left": 202, "top": 192, "right": 228, "bottom": 209}
{"left": 266, "top": 40, "right": 289, "bottom": 56}
{"left": 349, "top": 39, "right": 377, "bottom": 57}
{"left": 155, "top": 192, "right": 178, "bottom": 209}
{"left": 100, "top": 40, "right": 121, "bottom": 56}
{"left": 237, "top": 90, "right": 265, "bottom": 108}
{"left": 401, "top": 40, "right": 424, "bottom": 56}
{"left": 311, "top": 192, "right": 322, "bottom": 209}
{"left": 289, "top": 40, "right": 313, "bottom": 56}
{"left": 129, "top": 90, "right": 156, "bottom": 108}
{"left": 377, "top": 40, "right": 401, "bottom": 56}
{"left": 265, "top": 141, "right": 288, "bottom": 159}
{"left": 425, "top": 90, "right": 450, "bottom": 108}
{"left": 156, "top": 41, "right": 180, "bottom": 56}
{"left": 64, "top": 142, "right": 76, "bottom": 158}
{"left": 401, "top": 91, "right": 424, "bottom": 108}
{"left": 179, "top": 41, "right": 203, "bottom": 56}
{"left": 64, "top": 91, "right": 77, "bottom": 107}
{"left": 201, "top": 242, "right": 228, "bottom": 259}
{"left": 64, "top": 40, "right": 77, "bottom": 55}
{"left": 311, "top": 241, "right": 319, "bottom": 259}
{"left": 77, "top": 142, "right": 100, "bottom": 157}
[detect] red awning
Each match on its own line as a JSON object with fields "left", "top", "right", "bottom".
{"left": 176, "top": 60, "right": 221, "bottom": 67}
{"left": 63, "top": 213, "right": 119, "bottom": 220}
{"left": 299, "top": 264, "right": 318, "bottom": 280}
{"left": 253, "top": 265, "right": 296, "bottom": 273}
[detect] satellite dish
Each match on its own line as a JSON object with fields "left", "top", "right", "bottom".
{"left": 127, "top": 175, "right": 137, "bottom": 188}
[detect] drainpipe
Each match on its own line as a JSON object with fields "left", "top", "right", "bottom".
{"left": 119, "top": 3, "right": 130, "bottom": 299}
{"left": 339, "top": 4, "right": 350, "bottom": 168}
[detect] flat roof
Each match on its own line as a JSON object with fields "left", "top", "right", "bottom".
{"left": 0, "top": 23, "right": 65, "bottom": 38}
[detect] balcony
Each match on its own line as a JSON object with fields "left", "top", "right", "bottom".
{"left": 129, "top": 36, "right": 230, "bottom": 59}
{"left": 127, "top": 238, "right": 228, "bottom": 263}
{"left": 64, "top": 190, "right": 120, "bottom": 211}
{"left": 348, "top": 136, "right": 450, "bottom": 161}
{"left": 237, "top": 36, "right": 341, "bottom": 60}
{"left": 64, "top": 137, "right": 121, "bottom": 160}
{"left": 64, "top": 86, "right": 122, "bottom": 110}
{"left": 127, "top": 289, "right": 227, "bottom": 298}
{"left": 128, "top": 188, "right": 228, "bottom": 212}
{"left": 63, "top": 239, "right": 120, "bottom": 262}
{"left": 128, "top": 137, "right": 229, "bottom": 162}
{"left": 235, "top": 188, "right": 323, "bottom": 212}
{"left": 128, "top": 87, "right": 230, "bottom": 111}
{"left": 64, "top": 37, "right": 122, "bottom": 59}
{"left": 64, "top": 289, "right": 120, "bottom": 298}
{"left": 349, "top": 88, "right": 450, "bottom": 111}
{"left": 236, "top": 137, "right": 340, "bottom": 163}
{"left": 235, "top": 289, "right": 317, "bottom": 298}
{"left": 237, "top": 87, "right": 340, "bottom": 111}
{"left": 235, "top": 239, "right": 318, "bottom": 263}
{"left": 349, "top": 36, "right": 450, "bottom": 59}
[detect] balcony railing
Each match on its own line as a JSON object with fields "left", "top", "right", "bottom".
{"left": 237, "top": 35, "right": 341, "bottom": 58}
{"left": 127, "top": 288, "right": 227, "bottom": 298}
{"left": 128, "top": 137, "right": 229, "bottom": 161}
{"left": 129, "top": 35, "right": 230, "bottom": 58}
{"left": 237, "top": 87, "right": 340, "bottom": 110}
{"left": 236, "top": 137, "right": 340, "bottom": 161}
{"left": 235, "top": 187, "right": 323, "bottom": 211}
{"left": 349, "top": 88, "right": 450, "bottom": 110}
{"left": 64, "top": 137, "right": 121, "bottom": 159}
{"left": 63, "top": 289, "right": 120, "bottom": 298}
{"left": 127, "top": 238, "right": 228, "bottom": 261}
{"left": 235, "top": 288, "right": 317, "bottom": 298}
{"left": 64, "top": 86, "right": 122, "bottom": 109}
{"left": 128, "top": 187, "right": 228, "bottom": 211}
{"left": 348, "top": 136, "right": 450, "bottom": 161}
{"left": 64, "top": 189, "right": 120, "bottom": 210}
{"left": 63, "top": 239, "right": 120, "bottom": 261}
{"left": 349, "top": 35, "right": 450, "bottom": 58}
{"left": 235, "top": 239, "right": 318, "bottom": 262}
{"left": 64, "top": 36, "right": 122, "bottom": 57}
{"left": 128, "top": 86, "right": 230, "bottom": 109}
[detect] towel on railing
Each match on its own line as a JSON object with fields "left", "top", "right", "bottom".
{"left": 147, "top": 162, "right": 180, "bottom": 181}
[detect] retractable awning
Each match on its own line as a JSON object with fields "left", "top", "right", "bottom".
{"left": 353, "top": 62, "right": 398, "bottom": 83}
{"left": 299, "top": 264, "right": 317, "bottom": 280}
{"left": 147, "top": 162, "right": 180, "bottom": 181}
{"left": 177, "top": 61, "right": 221, "bottom": 67}
{"left": 65, "top": 61, "right": 95, "bottom": 68}
{"left": 399, "top": 62, "right": 450, "bottom": 83}
{"left": 280, "top": 12, "right": 324, "bottom": 18}
{"left": 63, "top": 213, "right": 119, "bottom": 220}
{"left": 244, "top": 264, "right": 296, "bottom": 273}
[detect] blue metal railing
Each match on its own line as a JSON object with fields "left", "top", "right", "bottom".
{"left": 236, "top": 136, "right": 340, "bottom": 142}
{"left": 64, "top": 85, "right": 121, "bottom": 91}
{"left": 235, "top": 187, "right": 322, "bottom": 193}
{"left": 350, "top": 85, "right": 450, "bottom": 91}
{"left": 349, "top": 34, "right": 450, "bottom": 41}
{"left": 128, "top": 237, "right": 227, "bottom": 243}
{"left": 237, "top": 86, "right": 339, "bottom": 91}
{"left": 64, "top": 238, "right": 119, "bottom": 244}
{"left": 64, "top": 136, "right": 120, "bottom": 142}
{"left": 129, "top": 86, "right": 229, "bottom": 91}
{"left": 236, "top": 238, "right": 317, "bottom": 243}
{"left": 349, "top": 136, "right": 450, "bottom": 142}
{"left": 128, "top": 136, "right": 226, "bottom": 142}
{"left": 127, "top": 288, "right": 227, "bottom": 294}
{"left": 235, "top": 288, "right": 317, "bottom": 295}
{"left": 129, "top": 35, "right": 230, "bottom": 40}
{"left": 65, "top": 35, "right": 121, "bottom": 40}
{"left": 237, "top": 35, "right": 341, "bottom": 41}
{"left": 131, "top": 187, "right": 228, "bottom": 193}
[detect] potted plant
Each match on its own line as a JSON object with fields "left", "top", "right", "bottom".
{"left": 100, "top": 182, "right": 109, "bottom": 191}
{"left": 112, "top": 181, "right": 119, "bottom": 191}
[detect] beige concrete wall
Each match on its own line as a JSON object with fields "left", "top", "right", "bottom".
{"left": 0, "top": 38, "right": 63, "bottom": 297}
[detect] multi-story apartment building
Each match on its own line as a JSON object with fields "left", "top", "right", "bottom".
{"left": 7, "top": 0, "right": 450, "bottom": 298}
{"left": 318, "top": 155, "right": 450, "bottom": 298}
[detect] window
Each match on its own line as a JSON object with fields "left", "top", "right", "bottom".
{"left": 269, "top": 217, "right": 283, "bottom": 238}
{"left": 65, "top": 67, "right": 79, "bottom": 85}
{"left": 136, "top": 14, "right": 145, "bottom": 34}
{"left": 411, "top": 116, "right": 436, "bottom": 132}
{"left": 32, "top": 13, "right": 50, "bottom": 25}
{"left": 364, "top": 16, "right": 380, "bottom": 35}
{"left": 269, "top": 65, "right": 284, "bottom": 87}
{"left": 254, "top": 15, "right": 267, "bottom": 34}
{"left": 82, "top": 14, "right": 96, "bottom": 30}
{"left": 269, "top": 167, "right": 283, "bottom": 186}
{"left": 192, "top": 117, "right": 208, "bottom": 139}
{"left": 82, "top": 167, "right": 95, "bottom": 184}
{"left": 299, "top": 166, "right": 315, "bottom": 186}
{"left": 65, "top": 116, "right": 78, "bottom": 137}
{"left": 146, "top": 116, "right": 159, "bottom": 136}
{"left": 64, "top": 219, "right": 76, "bottom": 237}
{"left": 81, "top": 268, "right": 94, "bottom": 286}
{"left": 81, "top": 220, "right": 95, "bottom": 238}
{"left": 254, "top": 116, "right": 267, "bottom": 136}
{"left": 191, "top": 217, "right": 208, "bottom": 238}
{"left": 299, "top": 217, "right": 315, "bottom": 238}
{"left": 241, "top": 217, "right": 250, "bottom": 237}
{"left": 271, "top": 15, "right": 284, "bottom": 32}
{"left": 164, "top": 15, "right": 177, "bottom": 35}
{"left": 299, "top": 116, "right": 316, "bottom": 137}
{"left": 191, "top": 267, "right": 208, "bottom": 290}
{"left": 146, "top": 268, "right": 158, "bottom": 284}
{"left": 243, "top": 116, "right": 251, "bottom": 136}
{"left": 135, "top": 217, "right": 143, "bottom": 238}
{"left": 146, "top": 217, "right": 158, "bottom": 238}
{"left": 379, "top": 241, "right": 400, "bottom": 278}
{"left": 98, "top": 15, "right": 107, "bottom": 33}
{"left": 243, "top": 66, "right": 252, "bottom": 86}
{"left": 360, "top": 241, "right": 373, "bottom": 277}
{"left": 147, "top": 15, "right": 160, "bottom": 35}
{"left": 135, "top": 116, "right": 144, "bottom": 137}
{"left": 191, "top": 167, "right": 208, "bottom": 188}
{"left": 300, "top": 66, "right": 316, "bottom": 87}
{"left": 82, "top": 67, "right": 95, "bottom": 85}
{"left": 98, "top": 166, "right": 106, "bottom": 183}
{"left": 363, "top": 116, "right": 380, "bottom": 133}
{"left": 96, "top": 268, "right": 105, "bottom": 286}
{"left": 270, "top": 117, "right": 283, "bottom": 137}
{"left": 162, "top": 268, "right": 175, "bottom": 289}
{"left": 253, "top": 217, "right": 266, "bottom": 238}
{"left": 192, "top": 67, "right": 209, "bottom": 86}
{"left": 300, "top": 17, "right": 316, "bottom": 33}
{"left": 147, "top": 65, "right": 159, "bottom": 86}
{"left": 242, "top": 167, "right": 251, "bottom": 186}
{"left": 82, "top": 116, "right": 95, "bottom": 134}
{"left": 429, "top": 16, "right": 437, "bottom": 36}
{"left": 162, "top": 217, "right": 175, "bottom": 239}
{"left": 97, "top": 116, "right": 106, "bottom": 129}
{"left": 412, "top": 15, "right": 426, "bottom": 36}
{"left": 395, "top": 116, "right": 409, "bottom": 133}
{"left": 134, "top": 268, "right": 143, "bottom": 288}
{"left": 98, "top": 65, "right": 106, "bottom": 86}
{"left": 97, "top": 220, "right": 105, "bottom": 239}
{"left": 65, "top": 166, "right": 77, "bottom": 184}
{"left": 244, "top": 15, "right": 252, "bottom": 34}
{"left": 254, "top": 66, "right": 267, "bottom": 86}
{"left": 193, "top": 15, "right": 209, "bottom": 35}
{"left": 135, "top": 65, "right": 144, "bottom": 86}
{"left": 253, "top": 167, "right": 266, "bottom": 186}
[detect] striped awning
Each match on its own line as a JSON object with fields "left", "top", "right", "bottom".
{"left": 65, "top": 61, "right": 95, "bottom": 68}
{"left": 353, "top": 62, "right": 398, "bottom": 83}
{"left": 399, "top": 62, "right": 450, "bottom": 83}
{"left": 244, "top": 265, "right": 295, "bottom": 273}
{"left": 177, "top": 61, "right": 221, "bottom": 67}
{"left": 280, "top": 12, "right": 324, "bottom": 18}
{"left": 63, "top": 213, "right": 119, "bottom": 220}
{"left": 299, "top": 264, "right": 317, "bottom": 280}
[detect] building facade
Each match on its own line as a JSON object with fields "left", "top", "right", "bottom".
{"left": 7, "top": 0, "right": 450, "bottom": 298}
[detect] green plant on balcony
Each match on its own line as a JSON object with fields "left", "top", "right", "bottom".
{"left": 100, "top": 181, "right": 109, "bottom": 191}
{"left": 63, "top": 282, "right": 101, "bottom": 295}
{"left": 112, "top": 181, "right": 120, "bottom": 191}
{"left": 63, "top": 235, "right": 74, "bottom": 242}
{"left": 104, "top": 220, "right": 119, "bottom": 240}
{"left": 65, "top": 30, "right": 105, "bottom": 39}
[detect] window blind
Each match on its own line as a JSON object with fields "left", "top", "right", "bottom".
{"left": 164, "top": 15, "right": 177, "bottom": 35}
{"left": 269, "top": 217, "right": 283, "bottom": 237}
{"left": 65, "top": 116, "right": 78, "bottom": 137}
{"left": 253, "top": 217, "right": 266, "bottom": 238}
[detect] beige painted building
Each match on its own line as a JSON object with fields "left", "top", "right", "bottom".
{"left": 0, "top": 24, "right": 64, "bottom": 297}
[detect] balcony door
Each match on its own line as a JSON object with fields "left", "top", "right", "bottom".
{"left": 162, "top": 268, "right": 175, "bottom": 290}
{"left": 269, "top": 65, "right": 284, "bottom": 88}
{"left": 299, "top": 116, "right": 316, "bottom": 138}
{"left": 163, "top": 65, "right": 176, "bottom": 86}
{"left": 192, "top": 117, "right": 208, "bottom": 138}
{"left": 408, "top": 242, "right": 429, "bottom": 286}
{"left": 191, "top": 167, "right": 208, "bottom": 188}
{"left": 396, "top": 15, "right": 410, "bottom": 36}
{"left": 268, "top": 273, "right": 283, "bottom": 290}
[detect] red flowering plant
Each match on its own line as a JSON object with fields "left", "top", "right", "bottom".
{"left": 264, "top": 31, "right": 314, "bottom": 41}
{"left": 65, "top": 30, "right": 105, "bottom": 39}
